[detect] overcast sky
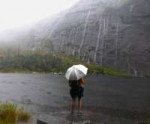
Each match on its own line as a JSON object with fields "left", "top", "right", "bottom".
{"left": 0, "top": 0, "right": 80, "bottom": 31}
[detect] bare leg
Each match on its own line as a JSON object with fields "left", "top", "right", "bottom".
{"left": 71, "top": 99, "right": 75, "bottom": 114}
{"left": 78, "top": 98, "right": 82, "bottom": 113}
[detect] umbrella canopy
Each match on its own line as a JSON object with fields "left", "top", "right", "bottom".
{"left": 65, "top": 64, "right": 88, "bottom": 80}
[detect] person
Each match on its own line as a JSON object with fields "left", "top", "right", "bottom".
{"left": 69, "top": 77, "right": 84, "bottom": 114}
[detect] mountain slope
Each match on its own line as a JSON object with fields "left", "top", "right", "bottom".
{"left": 36, "top": 0, "right": 150, "bottom": 76}
{"left": 1, "top": 0, "right": 150, "bottom": 76}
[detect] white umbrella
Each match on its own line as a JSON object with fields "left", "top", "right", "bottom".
{"left": 65, "top": 64, "right": 88, "bottom": 80}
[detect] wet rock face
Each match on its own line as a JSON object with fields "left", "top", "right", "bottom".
{"left": 26, "top": 0, "right": 150, "bottom": 76}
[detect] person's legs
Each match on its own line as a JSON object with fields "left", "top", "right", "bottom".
{"left": 77, "top": 87, "right": 84, "bottom": 113}
{"left": 70, "top": 88, "right": 77, "bottom": 114}
{"left": 71, "top": 98, "right": 76, "bottom": 114}
{"left": 78, "top": 98, "right": 82, "bottom": 113}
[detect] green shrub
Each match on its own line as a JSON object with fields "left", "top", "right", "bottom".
{"left": 0, "top": 102, "right": 17, "bottom": 123}
{"left": 0, "top": 51, "right": 129, "bottom": 76}
{"left": 17, "top": 108, "right": 31, "bottom": 122}
{"left": 0, "top": 102, "right": 31, "bottom": 124}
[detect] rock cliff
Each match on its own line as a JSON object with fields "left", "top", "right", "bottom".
{"left": 1, "top": 0, "right": 150, "bottom": 76}
{"left": 36, "top": 0, "right": 150, "bottom": 76}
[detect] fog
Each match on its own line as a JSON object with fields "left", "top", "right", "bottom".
{"left": 0, "top": 0, "right": 80, "bottom": 32}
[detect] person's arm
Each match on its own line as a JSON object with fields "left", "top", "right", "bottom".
{"left": 80, "top": 78, "right": 84, "bottom": 87}
{"left": 80, "top": 78, "right": 84, "bottom": 84}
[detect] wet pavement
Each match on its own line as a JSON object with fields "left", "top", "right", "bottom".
{"left": 0, "top": 73, "right": 150, "bottom": 124}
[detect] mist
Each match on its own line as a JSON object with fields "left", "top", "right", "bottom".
{"left": 0, "top": 0, "right": 80, "bottom": 31}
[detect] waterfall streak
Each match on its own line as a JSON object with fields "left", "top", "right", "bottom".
{"left": 78, "top": 7, "right": 91, "bottom": 56}
{"left": 94, "top": 17, "right": 102, "bottom": 63}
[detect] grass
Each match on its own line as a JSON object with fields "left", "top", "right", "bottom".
{"left": 0, "top": 68, "right": 31, "bottom": 73}
{"left": 54, "top": 53, "right": 129, "bottom": 76}
{"left": 17, "top": 108, "right": 31, "bottom": 122}
{"left": 0, "top": 51, "right": 130, "bottom": 76}
{"left": 0, "top": 102, "right": 31, "bottom": 124}
{"left": 86, "top": 63, "right": 128, "bottom": 76}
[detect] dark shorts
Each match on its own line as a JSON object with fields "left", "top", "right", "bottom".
{"left": 70, "top": 87, "right": 84, "bottom": 99}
